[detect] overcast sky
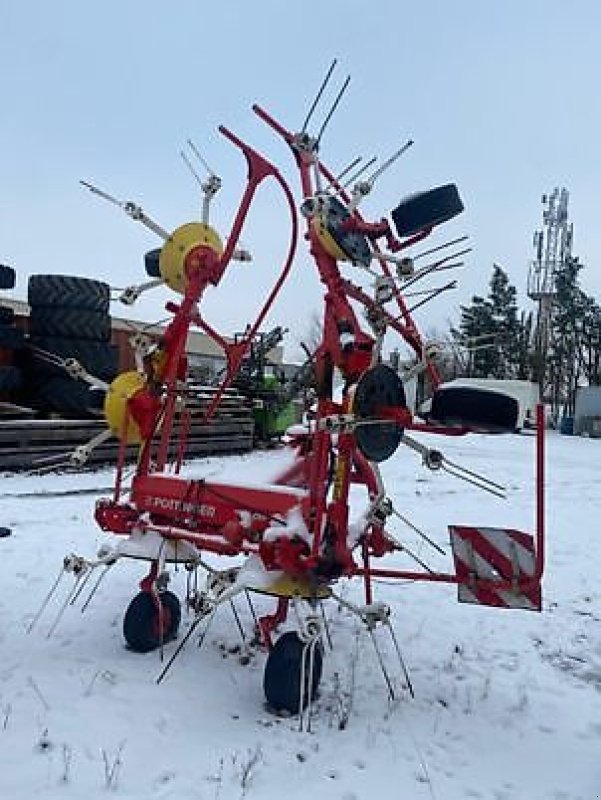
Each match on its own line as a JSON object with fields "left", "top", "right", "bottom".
{"left": 1, "top": 0, "right": 598, "bottom": 360}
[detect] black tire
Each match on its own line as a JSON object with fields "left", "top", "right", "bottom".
{"left": 123, "top": 591, "right": 181, "bottom": 653}
{"left": 28, "top": 336, "right": 119, "bottom": 381}
{"left": 0, "top": 307, "right": 15, "bottom": 325}
{"left": 28, "top": 275, "right": 110, "bottom": 313}
{"left": 0, "top": 366, "right": 22, "bottom": 393}
{"left": 430, "top": 386, "right": 518, "bottom": 432}
{"left": 0, "top": 265, "right": 16, "bottom": 290}
{"left": 29, "top": 307, "right": 111, "bottom": 342}
{"left": 29, "top": 376, "right": 99, "bottom": 414}
{"left": 0, "top": 527, "right": 11, "bottom": 538}
{"left": 0, "top": 326, "right": 25, "bottom": 350}
{"left": 354, "top": 364, "right": 406, "bottom": 462}
{"left": 391, "top": 184, "right": 464, "bottom": 238}
{"left": 144, "top": 248, "right": 161, "bottom": 278}
{"left": 263, "top": 631, "right": 323, "bottom": 714}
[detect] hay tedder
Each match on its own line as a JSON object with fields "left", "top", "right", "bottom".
{"left": 32, "top": 63, "right": 545, "bottom": 721}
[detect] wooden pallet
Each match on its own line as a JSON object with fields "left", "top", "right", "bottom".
{"left": 0, "top": 388, "right": 255, "bottom": 470}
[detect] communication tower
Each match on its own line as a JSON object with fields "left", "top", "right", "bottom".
{"left": 527, "top": 187, "right": 573, "bottom": 395}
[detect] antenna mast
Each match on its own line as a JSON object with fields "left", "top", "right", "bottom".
{"left": 527, "top": 187, "right": 573, "bottom": 398}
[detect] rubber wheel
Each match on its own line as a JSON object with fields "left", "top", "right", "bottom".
{"left": 0, "top": 265, "right": 16, "bottom": 291}
{"left": 391, "top": 184, "right": 464, "bottom": 238}
{"left": 28, "top": 376, "right": 100, "bottom": 415}
{"left": 263, "top": 631, "right": 323, "bottom": 714}
{"left": 354, "top": 364, "right": 406, "bottom": 462}
{"left": 0, "top": 366, "right": 22, "bottom": 393}
{"left": 0, "top": 307, "right": 15, "bottom": 325}
{"left": 0, "top": 527, "right": 11, "bottom": 538}
{"left": 144, "top": 248, "right": 161, "bottom": 278}
{"left": 29, "top": 307, "right": 111, "bottom": 342}
{"left": 28, "top": 275, "right": 110, "bottom": 313}
{"left": 28, "top": 336, "right": 118, "bottom": 381}
{"left": 123, "top": 591, "right": 181, "bottom": 653}
{"left": 430, "top": 386, "right": 518, "bottom": 432}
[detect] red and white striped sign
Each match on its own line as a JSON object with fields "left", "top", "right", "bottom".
{"left": 449, "top": 525, "right": 541, "bottom": 611}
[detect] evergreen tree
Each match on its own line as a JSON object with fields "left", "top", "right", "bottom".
{"left": 457, "top": 265, "right": 524, "bottom": 379}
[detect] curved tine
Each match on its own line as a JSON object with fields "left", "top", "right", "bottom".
{"left": 156, "top": 605, "right": 217, "bottom": 685}
{"left": 385, "top": 620, "right": 415, "bottom": 699}
{"left": 443, "top": 456, "right": 506, "bottom": 492}
{"left": 80, "top": 564, "right": 112, "bottom": 613}
{"left": 413, "top": 234, "right": 470, "bottom": 262}
{"left": 180, "top": 149, "right": 203, "bottom": 186}
{"left": 299, "top": 636, "right": 318, "bottom": 732}
{"left": 46, "top": 578, "right": 82, "bottom": 639}
{"left": 26, "top": 565, "right": 66, "bottom": 633}
{"left": 441, "top": 463, "right": 505, "bottom": 499}
{"left": 79, "top": 180, "right": 122, "bottom": 207}
{"left": 368, "top": 627, "right": 395, "bottom": 701}
{"left": 316, "top": 74, "right": 350, "bottom": 146}
{"left": 319, "top": 602, "right": 333, "bottom": 650}
{"left": 365, "top": 139, "right": 413, "bottom": 186}
{"left": 341, "top": 156, "right": 377, "bottom": 191}
{"left": 69, "top": 565, "right": 96, "bottom": 605}
{"left": 301, "top": 59, "right": 338, "bottom": 134}
{"left": 325, "top": 156, "right": 362, "bottom": 192}
{"left": 187, "top": 139, "right": 217, "bottom": 177}
{"left": 390, "top": 506, "right": 446, "bottom": 556}
{"left": 230, "top": 598, "right": 246, "bottom": 645}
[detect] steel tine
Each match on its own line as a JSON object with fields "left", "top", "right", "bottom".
{"left": 341, "top": 156, "right": 377, "bottom": 191}
{"left": 368, "top": 628, "right": 396, "bottom": 701}
{"left": 27, "top": 565, "right": 66, "bottom": 633}
{"left": 69, "top": 565, "right": 96, "bottom": 605}
{"left": 326, "top": 156, "right": 362, "bottom": 192}
{"left": 180, "top": 149, "right": 203, "bottom": 186}
{"left": 316, "top": 74, "right": 350, "bottom": 146}
{"left": 301, "top": 59, "right": 338, "bottom": 134}
{"left": 365, "top": 139, "right": 413, "bottom": 186}
{"left": 156, "top": 615, "right": 203, "bottom": 685}
{"left": 156, "top": 606, "right": 216, "bottom": 685}
{"left": 319, "top": 602, "right": 333, "bottom": 650}
{"left": 46, "top": 578, "right": 82, "bottom": 638}
{"left": 441, "top": 463, "right": 506, "bottom": 499}
{"left": 391, "top": 507, "right": 446, "bottom": 556}
{"left": 406, "top": 280, "right": 458, "bottom": 314}
{"left": 244, "top": 591, "right": 259, "bottom": 632}
{"left": 413, "top": 234, "right": 470, "bottom": 262}
{"left": 80, "top": 565, "right": 111, "bottom": 613}
{"left": 157, "top": 592, "right": 166, "bottom": 663}
{"left": 443, "top": 456, "right": 506, "bottom": 492}
{"left": 385, "top": 620, "right": 415, "bottom": 699}
{"left": 79, "top": 180, "right": 122, "bottom": 207}
{"left": 187, "top": 138, "right": 217, "bottom": 177}
{"left": 230, "top": 599, "right": 246, "bottom": 644}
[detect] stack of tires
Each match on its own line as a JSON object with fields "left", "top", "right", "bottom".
{"left": 0, "top": 264, "right": 24, "bottom": 403}
{"left": 25, "top": 275, "right": 118, "bottom": 416}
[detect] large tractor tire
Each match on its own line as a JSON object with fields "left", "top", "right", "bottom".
{"left": 29, "top": 376, "right": 100, "bottom": 415}
{"left": 28, "top": 275, "right": 110, "bottom": 313}
{"left": 29, "top": 307, "right": 111, "bottom": 342}
{"left": 28, "top": 336, "right": 119, "bottom": 381}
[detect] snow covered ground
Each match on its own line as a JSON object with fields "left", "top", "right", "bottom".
{"left": 0, "top": 430, "right": 600, "bottom": 800}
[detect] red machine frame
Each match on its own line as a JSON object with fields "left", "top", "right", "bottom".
{"left": 93, "top": 102, "right": 545, "bottom": 650}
